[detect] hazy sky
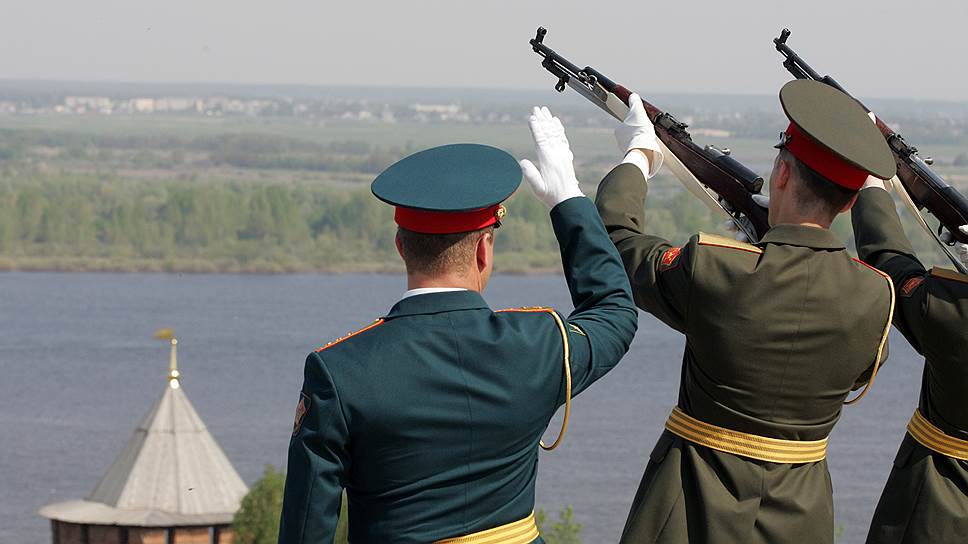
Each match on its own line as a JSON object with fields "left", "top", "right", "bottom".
{"left": 3, "top": 1, "right": 967, "bottom": 101}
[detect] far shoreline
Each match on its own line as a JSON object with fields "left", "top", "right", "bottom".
{"left": 0, "top": 260, "right": 564, "bottom": 277}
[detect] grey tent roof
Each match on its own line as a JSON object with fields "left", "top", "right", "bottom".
{"left": 41, "top": 379, "right": 249, "bottom": 527}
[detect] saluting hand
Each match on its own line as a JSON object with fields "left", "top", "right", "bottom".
{"left": 939, "top": 224, "right": 968, "bottom": 267}
{"left": 520, "top": 106, "right": 585, "bottom": 209}
{"left": 615, "top": 93, "right": 664, "bottom": 178}
{"left": 723, "top": 195, "right": 770, "bottom": 242}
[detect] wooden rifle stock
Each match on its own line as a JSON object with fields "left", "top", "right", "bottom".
{"left": 607, "top": 83, "right": 771, "bottom": 237}
{"left": 530, "top": 28, "right": 770, "bottom": 240}
{"left": 874, "top": 119, "right": 968, "bottom": 244}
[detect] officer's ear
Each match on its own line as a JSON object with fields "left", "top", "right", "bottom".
{"left": 840, "top": 192, "right": 860, "bottom": 214}
{"left": 774, "top": 154, "right": 792, "bottom": 192}
{"left": 395, "top": 231, "right": 405, "bottom": 260}
{"left": 475, "top": 230, "right": 493, "bottom": 273}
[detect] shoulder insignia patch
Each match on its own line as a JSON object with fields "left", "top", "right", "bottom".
{"left": 292, "top": 392, "right": 310, "bottom": 436}
{"left": 929, "top": 267, "right": 968, "bottom": 285}
{"left": 659, "top": 247, "right": 683, "bottom": 271}
{"left": 901, "top": 275, "right": 926, "bottom": 297}
{"left": 697, "top": 232, "right": 763, "bottom": 254}
{"left": 315, "top": 319, "right": 384, "bottom": 352}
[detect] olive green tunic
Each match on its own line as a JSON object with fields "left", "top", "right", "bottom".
{"left": 278, "top": 197, "right": 638, "bottom": 544}
{"left": 852, "top": 187, "right": 968, "bottom": 544}
{"left": 595, "top": 164, "right": 894, "bottom": 544}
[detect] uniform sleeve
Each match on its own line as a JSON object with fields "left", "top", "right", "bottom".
{"left": 851, "top": 188, "right": 929, "bottom": 347}
{"left": 547, "top": 196, "right": 638, "bottom": 398}
{"left": 279, "top": 351, "right": 349, "bottom": 544}
{"left": 594, "top": 163, "right": 695, "bottom": 332}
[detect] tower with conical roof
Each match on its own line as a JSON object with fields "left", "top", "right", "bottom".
{"left": 40, "top": 330, "right": 249, "bottom": 544}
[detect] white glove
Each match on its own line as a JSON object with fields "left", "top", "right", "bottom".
{"left": 723, "top": 194, "right": 770, "bottom": 242}
{"left": 614, "top": 93, "right": 664, "bottom": 178}
{"left": 939, "top": 225, "right": 968, "bottom": 268}
{"left": 861, "top": 175, "right": 887, "bottom": 191}
{"left": 957, "top": 241, "right": 968, "bottom": 268}
{"left": 519, "top": 106, "right": 585, "bottom": 209}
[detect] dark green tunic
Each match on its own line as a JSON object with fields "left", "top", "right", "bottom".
{"left": 852, "top": 187, "right": 968, "bottom": 544}
{"left": 595, "top": 164, "right": 894, "bottom": 544}
{"left": 278, "top": 197, "right": 638, "bottom": 544}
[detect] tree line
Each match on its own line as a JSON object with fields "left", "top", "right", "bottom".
{"left": 0, "top": 174, "right": 724, "bottom": 273}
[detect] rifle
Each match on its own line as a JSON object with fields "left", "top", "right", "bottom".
{"left": 529, "top": 27, "right": 770, "bottom": 242}
{"left": 775, "top": 29, "right": 968, "bottom": 274}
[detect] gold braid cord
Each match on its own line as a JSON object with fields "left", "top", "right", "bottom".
{"left": 495, "top": 307, "right": 573, "bottom": 451}
{"left": 845, "top": 266, "right": 896, "bottom": 405}
{"left": 540, "top": 309, "right": 572, "bottom": 451}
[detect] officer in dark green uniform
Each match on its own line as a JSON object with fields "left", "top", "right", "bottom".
{"left": 852, "top": 175, "right": 968, "bottom": 543}
{"left": 594, "top": 80, "right": 898, "bottom": 544}
{"left": 278, "top": 107, "right": 638, "bottom": 544}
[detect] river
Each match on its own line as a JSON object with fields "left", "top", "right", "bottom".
{"left": 0, "top": 272, "right": 924, "bottom": 543}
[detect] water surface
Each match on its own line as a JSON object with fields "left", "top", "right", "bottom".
{"left": 0, "top": 272, "right": 923, "bottom": 543}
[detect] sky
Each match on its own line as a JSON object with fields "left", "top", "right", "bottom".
{"left": 3, "top": 0, "right": 967, "bottom": 101}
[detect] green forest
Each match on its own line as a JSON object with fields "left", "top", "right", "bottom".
{"left": 0, "top": 115, "right": 960, "bottom": 273}
{"left": 0, "top": 171, "right": 726, "bottom": 273}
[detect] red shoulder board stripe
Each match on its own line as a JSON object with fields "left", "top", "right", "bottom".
{"left": 852, "top": 258, "right": 891, "bottom": 279}
{"left": 315, "top": 319, "right": 384, "bottom": 352}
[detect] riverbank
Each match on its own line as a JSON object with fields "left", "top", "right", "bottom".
{"left": 0, "top": 253, "right": 564, "bottom": 275}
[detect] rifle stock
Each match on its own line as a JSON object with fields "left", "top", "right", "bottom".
{"left": 530, "top": 27, "right": 770, "bottom": 242}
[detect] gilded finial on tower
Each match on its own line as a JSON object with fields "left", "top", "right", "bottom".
{"left": 153, "top": 328, "right": 180, "bottom": 389}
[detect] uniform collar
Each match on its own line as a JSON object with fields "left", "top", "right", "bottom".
{"left": 385, "top": 290, "right": 490, "bottom": 318}
{"left": 757, "top": 224, "right": 845, "bottom": 250}
{"left": 401, "top": 287, "right": 467, "bottom": 299}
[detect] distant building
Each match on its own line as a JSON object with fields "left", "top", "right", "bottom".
{"left": 154, "top": 98, "right": 198, "bottom": 113}
{"left": 64, "top": 96, "right": 113, "bottom": 114}
{"left": 411, "top": 103, "right": 460, "bottom": 115}
{"left": 690, "top": 128, "right": 732, "bottom": 138}
{"left": 40, "top": 332, "right": 248, "bottom": 544}
{"left": 131, "top": 98, "right": 156, "bottom": 114}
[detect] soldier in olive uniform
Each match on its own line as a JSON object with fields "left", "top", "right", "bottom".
{"left": 593, "top": 81, "right": 898, "bottom": 543}
{"left": 852, "top": 175, "right": 968, "bottom": 544}
{"left": 278, "top": 107, "right": 638, "bottom": 544}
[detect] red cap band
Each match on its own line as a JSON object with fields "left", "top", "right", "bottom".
{"left": 784, "top": 123, "right": 868, "bottom": 190}
{"left": 394, "top": 204, "right": 505, "bottom": 234}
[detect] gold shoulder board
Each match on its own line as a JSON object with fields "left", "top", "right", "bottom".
{"left": 495, "top": 306, "right": 553, "bottom": 313}
{"left": 315, "top": 319, "right": 384, "bottom": 352}
{"left": 697, "top": 232, "right": 763, "bottom": 254}
{"left": 929, "top": 267, "right": 968, "bottom": 285}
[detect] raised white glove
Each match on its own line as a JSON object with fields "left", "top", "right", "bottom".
{"left": 614, "top": 93, "right": 663, "bottom": 177}
{"left": 519, "top": 106, "right": 585, "bottom": 209}
{"left": 939, "top": 226, "right": 968, "bottom": 269}
{"left": 956, "top": 241, "right": 968, "bottom": 268}
{"left": 861, "top": 175, "right": 887, "bottom": 191}
{"left": 723, "top": 194, "right": 770, "bottom": 242}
